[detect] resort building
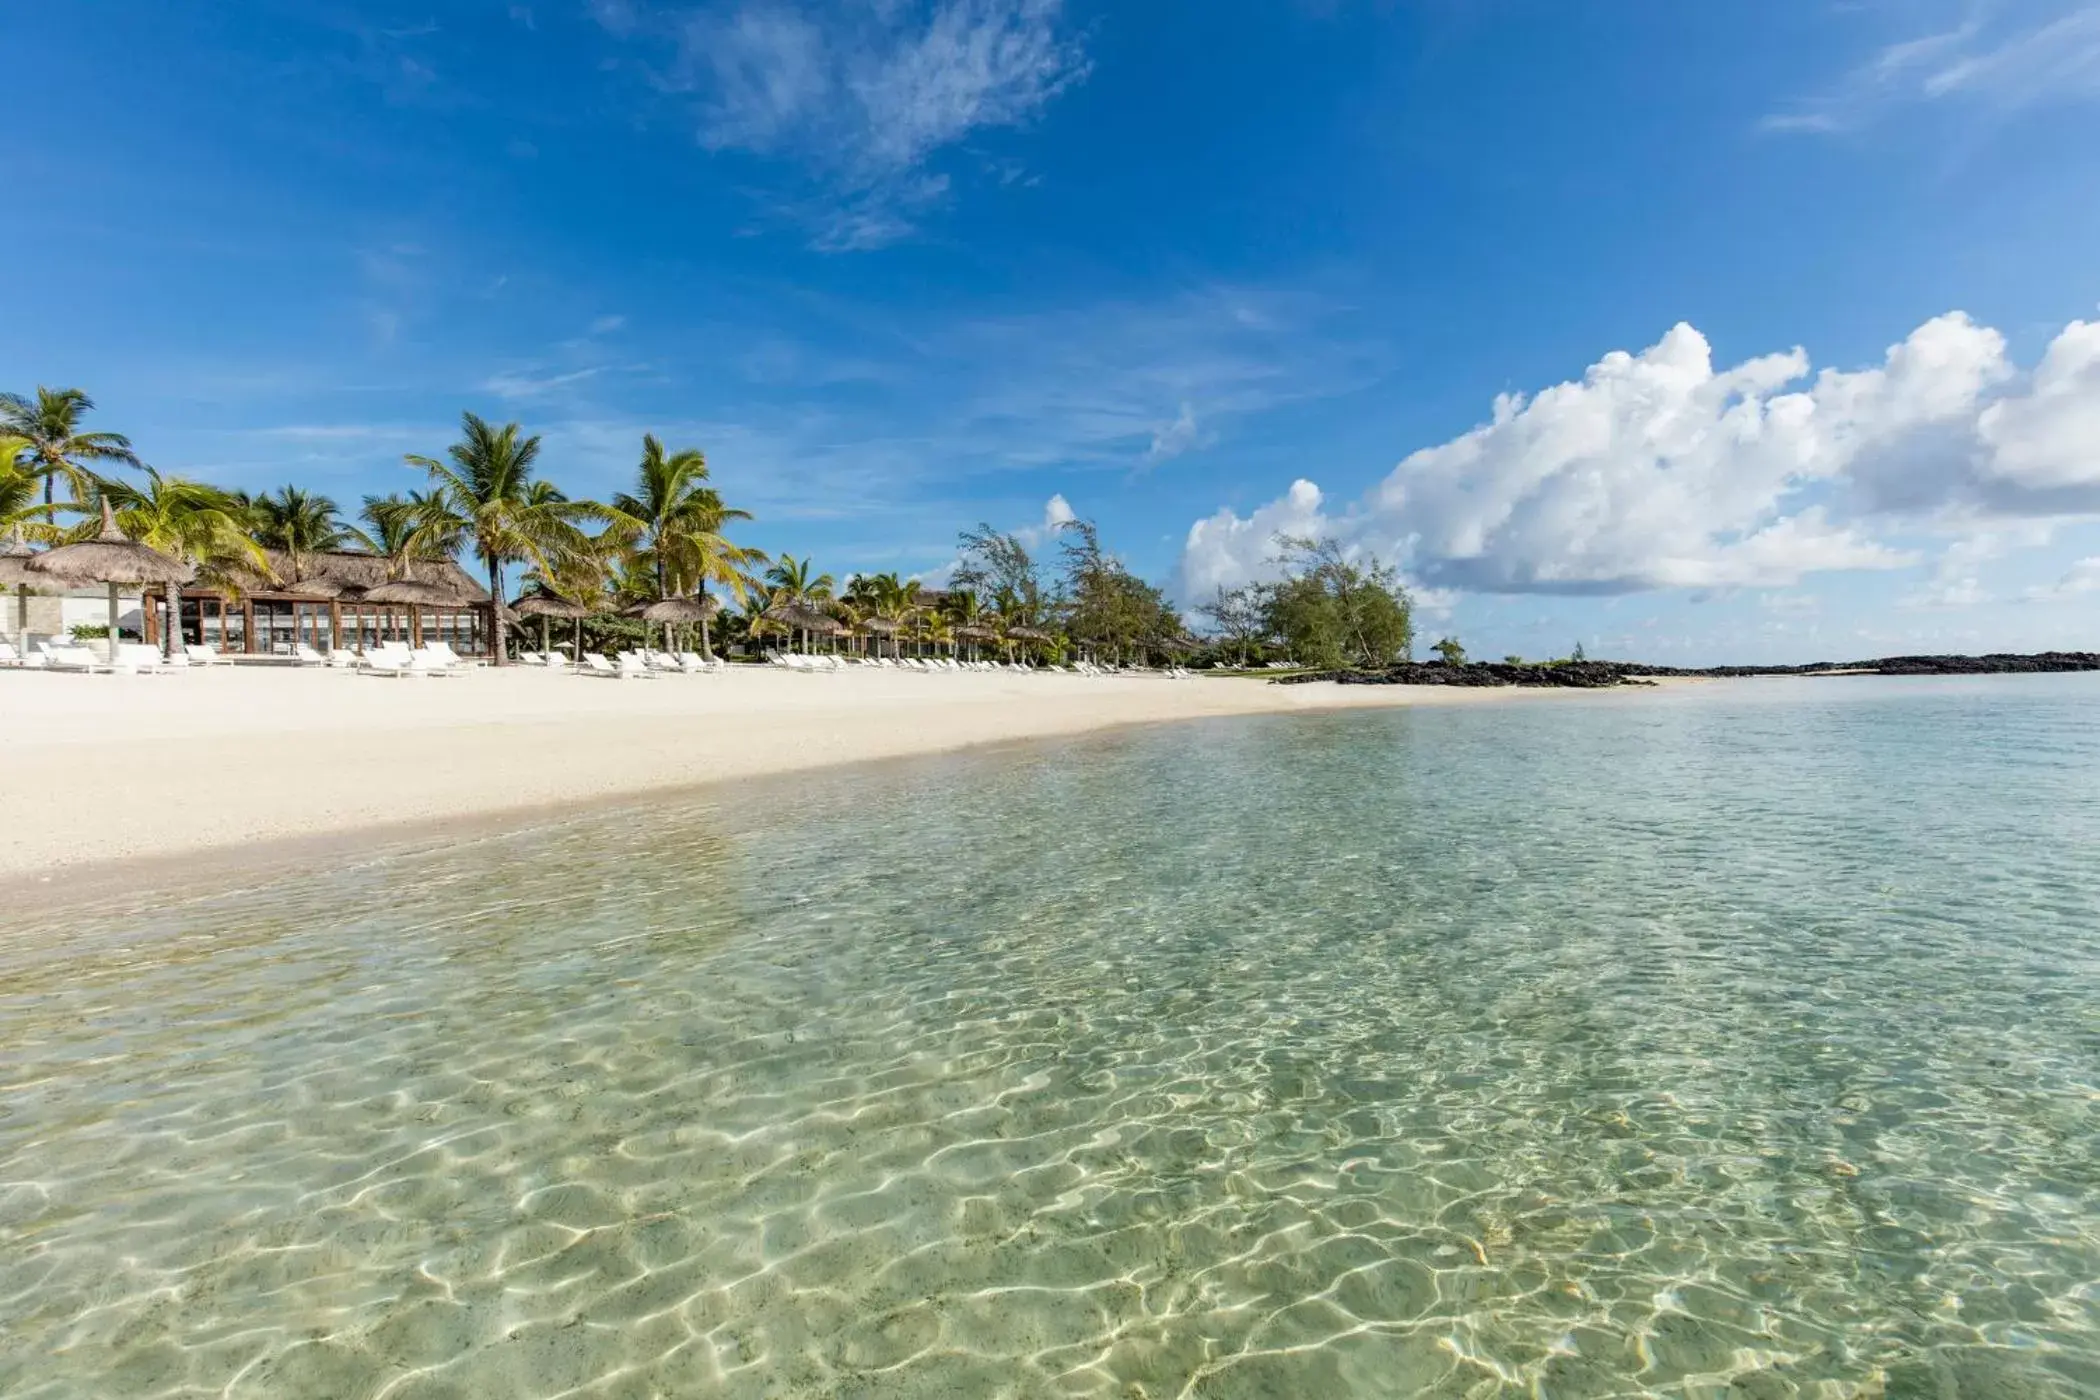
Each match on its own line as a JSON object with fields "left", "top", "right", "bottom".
{"left": 137, "top": 550, "right": 497, "bottom": 658}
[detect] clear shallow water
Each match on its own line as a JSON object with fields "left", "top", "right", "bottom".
{"left": 4, "top": 677, "right": 2099, "bottom": 1399}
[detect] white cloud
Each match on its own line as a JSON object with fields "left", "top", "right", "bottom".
{"left": 482, "top": 365, "right": 606, "bottom": 399}
{"left": 1178, "top": 311, "right": 2100, "bottom": 602}
{"left": 1767, "top": 1, "right": 2100, "bottom": 133}
{"left": 608, "top": 0, "right": 1086, "bottom": 247}
{"left": 1147, "top": 402, "right": 1204, "bottom": 460}
{"left": 1180, "top": 479, "right": 1329, "bottom": 599}
{"left": 1977, "top": 319, "right": 2100, "bottom": 490}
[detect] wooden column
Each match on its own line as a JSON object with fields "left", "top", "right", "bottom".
{"left": 328, "top": 599, "right": 343, "bottom": 651}
{"left": 242, "top": 599, "right": 255, "bottom": 654}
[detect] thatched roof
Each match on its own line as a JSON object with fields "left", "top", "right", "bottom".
{"left": 202, "top": 550, "right": 490, "bottom": 604}
{"left": 361, "top": 578, "right": 460, "bottom": 606}
{"left": 513, "top": 591, "right": 596, "bottom": 619}
{"left": 860, "top": 615, "right": 901, "bottom": 633}
{"left": 1006, "top": 625, "right": 1051, "bottom": 641}
{"left": 626, "top": 595, "right": 720, "bottom": 623}
{"left": 0, "top": 537, "right": 60, "bottom": 594}
{"left": 770, "top": 601, "right": 841, "bottom": 633}
{"left": 954, "top": 624, "right": 1000, "bottom": 640}
{"left": 28, "top": 500, "right": 194, "bottom": 587}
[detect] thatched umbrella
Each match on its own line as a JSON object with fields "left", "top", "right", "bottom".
{"left": 953, "top": 622, "right": 999, "bottom": 660}
{"left": 625, "top": 595, "right": 719, "bottom": 653}
{"left": 768, "top": 601, "right": 839, "bottom": 653}
{"left": 514, "top": 591, "right": 594, "bottom": 659}
{"left": 27, "top": 499, "right": 193, "bottom": 658}
{"left": 0, "top": 538, "right": 60, "bottom": 657}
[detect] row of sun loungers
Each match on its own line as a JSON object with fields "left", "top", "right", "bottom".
{"left": 0, "top": 639, "right": 472, "bottom": 675}
{"left": 3, "top": 639, "right": 1200, "bottom": 680}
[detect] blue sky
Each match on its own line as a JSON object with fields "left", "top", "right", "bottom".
{"left": 10, "top": 0, "right": 2100, "bottom": 664}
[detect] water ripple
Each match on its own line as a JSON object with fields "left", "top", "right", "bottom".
{"left": 3, "top": 676, "right": 2098, "bottom": 1397}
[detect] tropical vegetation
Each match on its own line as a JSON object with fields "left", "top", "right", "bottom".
{"left": 10, "top": 387, "right": 1346, "bottom": 669}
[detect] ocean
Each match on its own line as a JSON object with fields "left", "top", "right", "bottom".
{"left": 4, "top": 675, "right": 2096, "bottom": 1397}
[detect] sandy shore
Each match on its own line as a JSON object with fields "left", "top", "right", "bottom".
{"left": 0, "top": 663, "right": 1677, "bottom": 888}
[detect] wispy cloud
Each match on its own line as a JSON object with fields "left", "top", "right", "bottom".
{"left": 482, "top": 365, "right": 608, "bottom": 399}
{"left": 598, "top": 0, "right": 1088, "bottom": 248}
{"left": 1766, "top": 1, "right": 2100, "bottom": 133}
{"left": 2024, "top": 554, "right": 2100, "bottom": 599}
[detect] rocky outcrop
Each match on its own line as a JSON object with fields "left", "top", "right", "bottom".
{"left": 1271, "top": 652, "right": 2100, "bottom": 687}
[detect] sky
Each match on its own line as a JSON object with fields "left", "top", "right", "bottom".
{"left": 9, "top": 0, "right": 2100, "bottom": 665}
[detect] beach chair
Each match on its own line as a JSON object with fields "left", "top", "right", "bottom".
{"left": 112, "top": 643, "right": 168, "bottom": 674}
{"left": 0, "top": 641, "right": 21, "bottom": 668}
{"left": 184, "top": 643, "right": 226, "bottom": 666}
{"left": 326, "top": 647, "right": 361, "bottom": 669}
{"left": 291, "top": 643, "right": 328, "bottom": 667}
{"left": 408, "top": 647, "right": 458, "bottom": 676}
{"left": 42, "top": 643, "right": 106, "bottom": 672}
{"left": 361, "top": 643, "right": 414, "bottom": 676}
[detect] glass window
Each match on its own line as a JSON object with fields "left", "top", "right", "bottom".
{"left": 252, "top": 599, "right": 296, "bottom": 654}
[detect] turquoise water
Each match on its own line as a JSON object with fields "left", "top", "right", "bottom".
{"left": 3, "top": 676, "right": 2098, "bottom": 1398}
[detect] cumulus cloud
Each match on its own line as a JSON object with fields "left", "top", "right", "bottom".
{"left": 1178, "top": 311, "right": 2100, "bottom": 602}
{"left": 606, "top": 0, "right": 1086, "bottom": 247}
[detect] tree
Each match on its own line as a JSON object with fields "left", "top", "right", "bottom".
{"left": 1195, "top": 584, "right": 1265, "bottom": 666}
{"left": 943, "top": 588, "right": 985, "bottom": 658}
{"left": 953, "top": 523, "right": 1044, "bottom": 626}
{"left": 1571, "top": 641, "right": 1587, "bottom": 663}
{"left": 1432, "top": 637, "right": 1467, "bottom": 666}
{"left": 606, "top": 435, "right": 762, "bottom": 658}
{"left": 1259, "top": 536, "right": 1413, "bottom": 670}
{"left": 0, "top": 444, "right": 64, "bottom": 546}
{"left": 0, "top": 388, "right": 142, "bottom": 508}
{"left": 97, "top": 469, "right": 268, "bottom": 659}
{"left": 251, "top": 485, "right": 354, "bottom": 585}
{"left": 764, "top": 554, "right": 835, "bottom": 651}
{"left": 405, "top": 412, "right": 599, "bottom": 664}
{"left": 1056, "top": 519, "right": 1183, "bottom": 665}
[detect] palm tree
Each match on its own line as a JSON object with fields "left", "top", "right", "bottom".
{"left": 96, "top": 469, "right": 268, "bottom": 659}
{"left": 764, "top": 553, "right": 835, "bottom": 653}
{"left": 405, "top": 412, "right": 598, "bottom": 664}
{"left": 251, "top": 485, "right": 353, "bottom": 585}
{"left": 0, "top": 388, "right": 142, "bottom": 507}
{"left": 853, "top": 571, "right": 921, "bottom": 659}
{"left": 606, "top": 434, "right": 763, "bottom": 659}
{"left": 944, "top": 588, "right": 985, "bottom": 659}
{"left": 0, "top": 446, "right": 63, "bottom": 547}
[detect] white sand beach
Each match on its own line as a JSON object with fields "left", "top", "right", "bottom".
{"left": 0, "top": 664, "right": 1680, "bottom": 886}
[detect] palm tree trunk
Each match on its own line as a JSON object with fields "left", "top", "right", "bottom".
{"left": 14, "top": 584, "right": 25, "bottom": 657}
{"left": 541, "top": 616, "right": 551, "bottom": 656}
{"left": 699, "top": 616, "right": 713, "bottom": 661}
{"left": 163, "top": 579, "right": 182, "bottom": 661}
{"left": 486, "top": 557, "right": 506, "bottom": 665}
{"left": 105, "top": 582, "right": 120, "bottom": 662}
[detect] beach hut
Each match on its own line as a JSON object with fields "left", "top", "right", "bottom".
{"left": 140, "top": 549, "right": 496, "bottom": 658}
{"left": 26, "top": 500, "right": 193, "bottom": 658}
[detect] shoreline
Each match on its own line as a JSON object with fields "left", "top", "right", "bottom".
{"left": 0, "top": 666, "right": 1699, "bottom": 907}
